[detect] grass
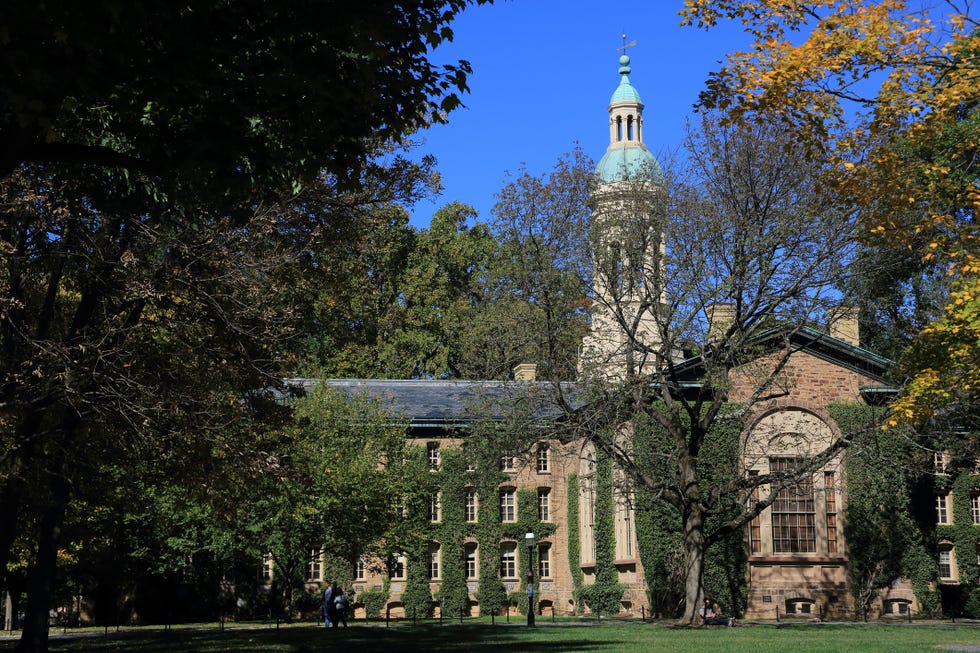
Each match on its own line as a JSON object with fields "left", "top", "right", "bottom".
{"left": 3, "top": 621, "right": 980, "bottom": 653}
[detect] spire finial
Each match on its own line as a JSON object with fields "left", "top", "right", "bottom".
{"left": 616, "top": 34, "right": 636, "bottom": 75}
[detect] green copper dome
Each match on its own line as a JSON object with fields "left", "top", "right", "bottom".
{"left": 610, "top": 55, "right": 642, "bottom": 103}
{"left": 596, "top": 146, "right": 663, "bottom": 184}
{"left": 596, "top": 53, "right": 662, "bottom": 184}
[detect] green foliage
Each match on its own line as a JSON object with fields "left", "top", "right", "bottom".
{"left": 830, "top": 403, "right": 938, "bottom": 617}
{"left": 635, "top": 496, "right": 683, "bottom": 618}
{"left": 1, "top": 1, "right": 490, "bottom": 203}
{"left": 358, "top": 588, "right": 390, "bottom": 621}
{"left": 565, "top": 473, "right": 585, "bottom": 613}
{"left": 580, "top": 452, "right": 625, "bottom": 615}
{"left": 400, "top": 550, "right": 434, "bottom": 620}
{"left": 293, "top": 588, "right": 323, "bottom": 620}
{"left": 434, "top": 449, "right": 471, "bottom": 618}
{"left": 631, "top": 403, "right": 746, "bottom": 617}
{"left": 303, "top": 201, "right": 501, "bottom": 380}
{"left": 476, "top": 147, "right": 595, "bottom": 381}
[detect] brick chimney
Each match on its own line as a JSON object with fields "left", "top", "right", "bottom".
{"left": 828, "top": 306, "right": 860, "bottom": 347}
{"left": 513, "top": 363, "right": 537, "bottom": 381}
{"left": 706, "top": 303, "right": 737, "bottom": 342}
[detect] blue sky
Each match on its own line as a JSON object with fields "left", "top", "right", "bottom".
{"left": 407, "top": 0, "right": 754, "bottom": 227}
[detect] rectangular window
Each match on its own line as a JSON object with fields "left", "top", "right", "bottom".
{"left": 771, "top": 458, "right": 816, "bottom": 553}
{"left": 465, "top": 543, "right": 478, "bottom": 580}
{"left": 427, "top": 442, "right": 440, "bottom": 470}
{"left": 937, "top": 494, "right": 950, "bottom": 525}
{"left": 389, "top": 553, "right": 406, "bottom": 580}
{"left": 748, "top": 474, "right": 762, "bottom": 554}
{"left": 538, "top": 546, "right": 551, "bottom": 579}
{"left": 500, "top": 488, "right": 516, "bottom": 522}
{"left": 972, "top": 494, "right": 980, "bottom": 525}
{"left": 260, "top": 553, "right": 273, "bottom": 582}
{"left": 934, "top": 451, "right": 948, "bottom": 474}
{"left": 538, "top": 488, "right": 551, "bottom": 522}
{"left": 825, "top": 472, "right": 838, "bottom": 554}
{"left": 430, "top": 491, "right": 441, "bottom": 523}
{"left": 500, "top": 456, "right": 515, "bottom": 472}
{"left": 428, "top": 543, "right": 440, "bottom": 580}
{"left": 500, "top": 543, "right": 517, "bottom": 578}
{"left": 939, "top": 549, "right": 953, "bottom": 580}
{"left": 536, "top": 445, "right": 550, "bottom": 473}
{"left": 356, "top": 558, "right": 365, "bottom": 581}
{"left": 465, "top": 490, "right": 478, "bottom": 523}
{"left": 306, "top": 548, "right": 322, "bottom": 581}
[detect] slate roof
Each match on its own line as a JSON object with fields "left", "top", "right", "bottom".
{"left": 284, "top": 378, "right": 579, "bottom": 429}
{"left": 671, "top": 325, "right": 895, "bottom": 387}
{"left": 280, "top": 328, "right": 896, "bottom": 429}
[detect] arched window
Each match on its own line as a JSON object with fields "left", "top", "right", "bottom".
{"left": 616, "top": 116, "right": 623, "bottom": 141}
{"left": 627, "top": 115, "right": 634, "bottom": 140}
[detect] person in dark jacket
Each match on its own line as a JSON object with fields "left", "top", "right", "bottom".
{"left": 322, "top": 581, "right": 336, "bottom": 629}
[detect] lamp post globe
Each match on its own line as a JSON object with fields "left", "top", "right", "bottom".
{"left": 525, "top": 531, "right": 536, "bottom": 626}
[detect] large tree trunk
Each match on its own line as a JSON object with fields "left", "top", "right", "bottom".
{"left": 676, "top": 443, "right": 707, "bottom": 626}
{"left": 680, "top": 502, "right": 707, "bottom": 625}
{"left": 16, "top": 472, "right": 69, "bottom": 653}
{"left": 17, "top": 410, "right": 76, "bottom": 653}
{"left": 0, "top": 478, "right": 22, "bottom": 598}
{"left": 16, "top": 470, "right": 70, "bottom": 653}
{"left": 0, "top": 411, "right": 43, "bottom": 591}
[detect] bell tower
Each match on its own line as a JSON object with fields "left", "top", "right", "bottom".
{"left": 580, "top": 47, "right": 665, "bottom": 381}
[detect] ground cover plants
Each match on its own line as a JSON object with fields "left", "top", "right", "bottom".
{"left": 3, "top": 622, "right": 980, "bottom": 653}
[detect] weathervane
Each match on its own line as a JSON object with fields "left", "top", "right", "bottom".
{"left": 617, "top": 33, "right": 636, "bottom": 55}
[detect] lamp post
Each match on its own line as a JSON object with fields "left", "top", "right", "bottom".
{"left": 525, "top": 531, "right": 536, "bottom": 626}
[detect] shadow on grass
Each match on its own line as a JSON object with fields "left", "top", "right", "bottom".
{"left": 3, "top": 624, "right": 610, "bottom": 653}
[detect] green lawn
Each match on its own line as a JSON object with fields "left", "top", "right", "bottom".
{"left": 3, "top": 622, "right": 980, "bottom": 653}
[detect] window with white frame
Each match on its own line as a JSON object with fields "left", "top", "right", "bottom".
{"left": 937, "top": 493, "right": 951, "bottom": 525}
{"left": 939, "top": 547, "right": 954, "bottom": 580}
{"left": 972, "top": 494, "right": 980, "bottom": 525}
{"left": 306, "top": 548, "right": 322, "bottom": 581}
{"left": 388, "top": 553, "right": 406, "bottom": 580}
{"left": 538, "top": 545, "right": 551, "bottom": 579}
{"left": 499, "top": 543, "right": 517, "bottom": 578}
{"left": 500, "top": 456, "right": 515, "bottom": 472}
{"left": 465, "top": 543, "right": 478, "bottom": 580}
{"left": 464, "top": 490, "right": 478, "bottom": 523}
{"left": 427, "top": 442, "right": 440, "bottom": 470}
{"left": 260, "top": 553, "right": 273, "bottom": 581}
{"left": 537, "top": 488, "right": 551, "bottom": 522}
{"left": 430, "top": 491, "right": 441, "bottom": 523}
{"left": 356, "top": 557, "right": 366, "bottom": 581}
{"left": 536, "top": 444, "right": 550, "bottom": 473}
{"left": 934, "top": 451, "right": 949, "bottom": 474}
{"left": 428, "top": 543, "right": 441, "bottom": 580}
{"left": 500, "top": 488, "right": 516, "bottom": 522}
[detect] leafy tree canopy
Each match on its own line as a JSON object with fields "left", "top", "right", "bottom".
{"left": 1, "top": 0, "right": 489, "bottom": 212}
{"left": 679, "top": 0, "right": 979, "bottom": 426}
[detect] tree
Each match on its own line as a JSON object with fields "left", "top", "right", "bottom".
{"left": 1, "top": 1, "right": 490, "bottom": 208}
{"left": 496, "top": 116, "right": 865, "bottom": 623}
{"left": 475, "top": 147, "right": 595, "bottom": 382}
{"left": 381, "top": 202, "right": 497, "bottom": 379}
{"left": 2, "top": 3, "right": 494, "bottom": 647}
{"left": 294, "top": 196, "right": 498, "bottom": 380}
{"left": 679, "top": 0, "right": 979, "bottom": 427}
{"left": 0, "top": 164, "right": 309, "bottom": 649}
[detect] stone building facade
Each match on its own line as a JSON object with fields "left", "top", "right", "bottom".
{"left": 286, "top": 54, "right": 915, "bottom": 622}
